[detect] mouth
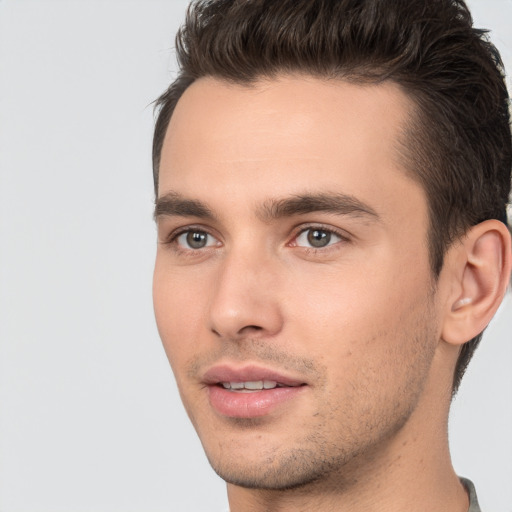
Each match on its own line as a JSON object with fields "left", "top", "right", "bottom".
{"left": 219, "top": 380, "right": 302, "bottom": 391}
{"left": 203, "top": 365, "right": 307, "bottom": 418}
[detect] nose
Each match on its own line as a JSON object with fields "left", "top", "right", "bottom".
{"left": 208, "top": 248, "right": 284, "bottom": 340}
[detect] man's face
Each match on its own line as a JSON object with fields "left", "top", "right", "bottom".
{"left": 153, "top": 76, "right": 443, "bottom": 489}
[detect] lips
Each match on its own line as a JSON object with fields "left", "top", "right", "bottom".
{"left": 203, "top": 364, "right": 307, "bottom": 418}
{"left": 203, "top": 365, "right": 305, "bottom": 387}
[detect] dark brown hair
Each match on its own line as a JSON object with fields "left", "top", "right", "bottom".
{"left": 152, "top": 0, "right": 511, "bottom": 393}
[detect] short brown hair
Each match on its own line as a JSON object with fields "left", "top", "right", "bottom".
{"left": 152, "top": 0, "right": 512, "bottom": 393}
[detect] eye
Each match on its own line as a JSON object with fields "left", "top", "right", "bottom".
{"left": 176, "top": 230, "right": 218, "bottom": 249}
{"left": 294, "top": 228, "right": 342, "bottom": 248}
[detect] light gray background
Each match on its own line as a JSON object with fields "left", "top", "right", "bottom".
{"left": 0, "top": 1, "right": 510, "bottom": 511}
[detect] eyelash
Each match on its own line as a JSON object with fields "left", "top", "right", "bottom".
{"left": 163, "top": 225, "right": 219, "bottom": 254}
{"left": 162, "top": 224, "right": 350, "bottom": 255}
{"left": 290, "top": 224, "right": 349, "bottom": 251}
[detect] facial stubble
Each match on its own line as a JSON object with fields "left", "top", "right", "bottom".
{"left": 178, "top": 297, "right": 439, "bottom": 494}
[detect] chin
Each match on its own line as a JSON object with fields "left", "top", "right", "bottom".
{"left": 203, "top": 442, "right": 350, "bottom": 491}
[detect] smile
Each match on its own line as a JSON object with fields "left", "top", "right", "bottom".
{"left": 202, "top": 365, "right": 307, "bottom": 418}
{"left": 220, "top": 380, "right": 298, "bottom": 391}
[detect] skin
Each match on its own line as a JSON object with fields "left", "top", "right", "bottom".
{"left": 152, "top": 75, "right": 497, "bottom": 511}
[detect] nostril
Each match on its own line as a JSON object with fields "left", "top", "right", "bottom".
{"left": 240, "top": 325, "right": 264, "bottom": 334}
{"left": 208, "top": 294, "right": 283, "bottom": 339}
{"left": 210, "top": 324, "right": 263, "bottom": 339}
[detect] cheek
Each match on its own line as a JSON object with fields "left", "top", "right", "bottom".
{"left": 284, "top": 255, "right": 433, "bottom": 368}
{"left": 153, "top": 261, "right": 207, "bottom": 367}
{"left": 288, "top": 270, "right": 437, "bottom": 431}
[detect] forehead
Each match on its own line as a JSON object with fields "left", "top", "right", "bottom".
{"left": 158, "top": 75, "right": 422, "bottom": 222}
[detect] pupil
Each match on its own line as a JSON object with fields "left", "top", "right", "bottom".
{"left": 307, "top": 229, "right": 330, "bottom": 248}
{"left": 187, "top": 231, "right": 207, "bottom": 248}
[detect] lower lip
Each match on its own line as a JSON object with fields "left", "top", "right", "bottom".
{"left": 208, "top": 385, "right": 305, "bottom": 418}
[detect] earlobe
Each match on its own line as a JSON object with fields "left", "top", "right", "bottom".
{"left": 442, "top": 220, "right": 511, "bottom": 346}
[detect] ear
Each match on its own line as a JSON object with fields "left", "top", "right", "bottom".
{"left": 441, "top": 220, "right": 511, "bottom": 346}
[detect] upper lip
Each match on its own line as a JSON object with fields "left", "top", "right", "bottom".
{"left": 202, "top": 364, "right": 306, "bottom": 387}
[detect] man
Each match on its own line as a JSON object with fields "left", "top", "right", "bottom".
{"left": 151, "top": 0, "right": 511, "bottom": 510}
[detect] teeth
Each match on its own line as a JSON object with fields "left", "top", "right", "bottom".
{"left": 220, "top": 380, "right": 279, "bottom": 390}
{"left": 245, "top": 381, "right": 263, "bottom": 390}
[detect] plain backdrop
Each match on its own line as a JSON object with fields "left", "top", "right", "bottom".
{"left": 0, "top": 1, "right": 511, "bottom": 511}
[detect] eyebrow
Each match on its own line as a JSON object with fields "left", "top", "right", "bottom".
{"left": 257, "top": 193, "right": 380, "bottom": 222}
{"left": 154, "top": 192, "right": 215, "bottom": 221}
{"left": 154, "top": 191, "right": 379, "bottom": 223}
